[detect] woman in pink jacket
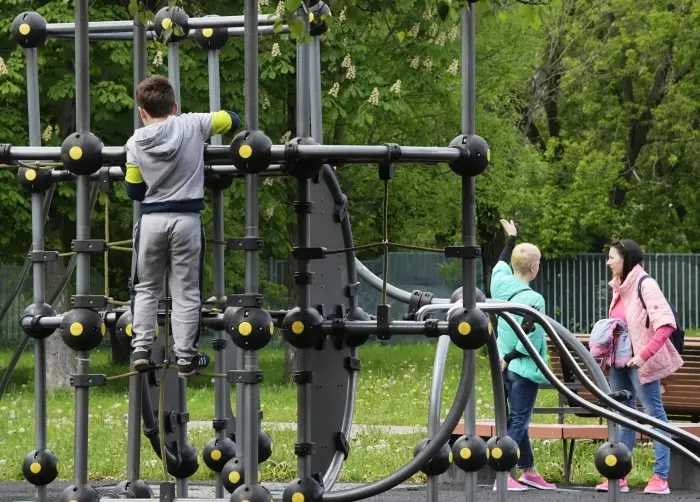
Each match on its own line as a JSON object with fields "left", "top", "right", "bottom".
{"left": 597, "top": 239, "right": 683, "bottom": 495}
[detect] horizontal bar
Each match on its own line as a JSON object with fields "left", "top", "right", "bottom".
{"left": 49, "top": 165, "right": 285, "bottom": 182}
{"left": 321, "top": 320, "right": 449, "bottom": 336}
{"left": 45, "top": 15, "right": 277, "bottom": 35}
{"left": 50, "top": 24, "right": 287, "bottom": 42}
{"left": 20, "top": 315, "right": 62, "bottom": 330}
{"left": 9, "top": 144, "right": 462, "bottom": 166}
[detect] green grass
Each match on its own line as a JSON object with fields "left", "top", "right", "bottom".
{"left": 0, "top": 342, "right": 667, "bottom": 487}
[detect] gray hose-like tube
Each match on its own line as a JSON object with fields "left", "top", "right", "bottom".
{"left": 322, "top": 349, "right": 476, "bottom": 502}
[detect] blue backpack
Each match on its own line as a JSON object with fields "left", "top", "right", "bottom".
{"left": 637, "top": 275, "right": 684, "bottom": 355}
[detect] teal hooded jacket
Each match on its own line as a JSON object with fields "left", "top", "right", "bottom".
{"left": 490, "top": 259, "right": 550, "bottom": 384}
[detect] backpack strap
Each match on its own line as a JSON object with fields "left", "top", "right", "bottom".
{"left": 507, "top": 288, "right": 532, "bottom": 302}
{"left": 637, "top": 275, "right": 650, "bottom": 329}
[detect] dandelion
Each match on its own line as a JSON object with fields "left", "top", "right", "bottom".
{"left": 410, "top": 56, "right": 420, "bottom": 69}
{"left": 328, "top": 82, "right": 340, "bottom": 97}
{"left": 0, "top": 57, "right": 6, "bottom": 76}
{"left": 341, "top": 54, "right": 352, "bottom": 68}
{"left": 345, "top": 65, "right": 356, "bottom": 80}
{"left": 271, "top": 43, "right": 281, "bottom": 57}
{"left": 153, "top": 50, "right": 163, "bottom": 67}
{"left": 19, "top": 427, "right": 25, "bottom": 433}
{"left": 389, "top": 79, "right": 401, "bottom": 94}
{"left": 448, "top": 59, "right": 459, "bottom": 75}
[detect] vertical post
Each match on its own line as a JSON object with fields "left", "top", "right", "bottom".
{"left": 73, "top": 0, "right": 91, "bottom": 489}
{"left": 127, "top": 10, "right": 147, "bottom": 485}
{"left": 26, "top": 46, "right": 47, "bottom": 502}
{"left": 462, "top": 4, "right": 478, "bottom": 502}
{"left": 208, "top": 47, "right": 228, "bottom": 499}
{"left": 309, "top": 37, "right": 323, "bottom": 144}
{"left": 243, "top": 0, "right": 261, "bottom": 486}
{"left": 166, "top": 40, "right": 189, "bottom": 498}
{"left": 295, "top": 5, "right": 312, "bottom": 480}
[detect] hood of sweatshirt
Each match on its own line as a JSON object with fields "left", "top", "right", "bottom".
{"left": 133, "top": 116, "right": 184, "bottom": 161}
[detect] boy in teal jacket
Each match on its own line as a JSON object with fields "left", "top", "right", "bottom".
{"left": 490, "top": 219, "right": 555, "bottom": 491}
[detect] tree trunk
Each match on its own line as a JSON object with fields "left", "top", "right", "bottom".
{"left": 45, "top": 259, "right": 74, "bottom": 390}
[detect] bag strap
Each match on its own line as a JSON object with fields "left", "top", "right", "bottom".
{"left": 637, "top": 275, "right": 650, "bottom": 328}
{"left": 508, "top": 288, "right": 532, "bottom": 302}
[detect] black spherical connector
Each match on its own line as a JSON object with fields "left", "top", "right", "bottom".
{"left": 105, "top": 480, "right": 153, "bottom": 499}
{"left": 485, "top": 436, "right": 520, "bottom": 472}
{"left": 12, "top": 12, "right": 48, "bottom": 48}
{"left": 57, "top": 484, "right": 100, "bottom": 502}
{"left": 413, "top": 438, "right": 453, "bottom": 476}
{"left": 203, "top": 436, "right": 237, "bottom": 472}
{"left": 448, "top": 134, "right": 490, "bottom": 177}
{"left": 20, "top": 303, "right": 57, "bottom": 340}
{"left": 165, "top": 442, "right": 199, "bottom": 479}
{"left": 224, "top": 307, "right": 275, "bottom": 351}
{"left": 114, "top": 309, "right": 133, "bottom": 350}
{"left": 154, "top": 6, "right": 190, "bottom": 41}
{"left": 59, "top": 308, "right": 106, "bottom": 351}
{"left": 451, "top": 434, "right": 488, "bottom": 473}
{"left": 230, "top": 130, "right": 273, "bottom": 174}
{"left": 282, "top": 477, "right": 324, "bottom": 502}
{"left": 22, "top": 449, "right": 58, "bottom": 486}
{"left": 595, "top": 441, "right": 633, "bottom": 480}
{"left": 195, "top": 16, "right": 229, "bottom": 51}
{"left": 221, "top": 457, "right": 261, "bottom": 494}
{"left": 449, "top": 286, "right": 486, "bottom": 304}
{"left": 60, "top": 132, "right": 104, "bottom": 176}
{"left": 344, "top": 306, "right": 371, "bottom": 348}
{"left": 230, "top": 483, "right": 273, "bottom": 502}
{"left": 447, "top": 307, "right": 492, "bottom": 350}
{"left": 285, "top": 137, "right": 324, "bottom": 180}
{"left": 282, "top": 306, "right": 325, "bottom": 349}
{"left": 18, "top": 166, "right": 53, "bottom": 193}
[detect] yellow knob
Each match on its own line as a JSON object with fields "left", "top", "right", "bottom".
{"left": 69, "top": 146, "right": 83, "bottom": 160}
{"left": 101, "top": 323, "right": 106, "bottom": 336}
{"left": 605, "top": 454, "right": 617, "bottom": 467}
{"left": 228, "top": 471, "right": 240, "bottom": 483}
{"left": 458, "top": 322, "right": 471, "bottom": 336}
{"left": 25, "top": 169, "right": 37, "bottom": 181}
{"left": 487, "top": 149, "right": 491, "bottom": 162}
{"left": 491, "top": 447, "right": 502, "bottom": 459}
{"left": 291, "top": 321, "right": 304, "bottom": 335}
{"left": 126, "top": 324, "right": 133, "bottom": 337}
{"left": 202, "top": 28, "right": 213, "bottom": 38}
{"left": 70, "top": 322, "right": 83, "bottom": 336}
{"left": 162, "top": 18, "right": 173, "bottom": 30}
{"left": 292, "top": 493, "right": 305, "bottom": 502}
{"left": 19, "top": 23, "right": 30, "bottom": 35}
{"left": 269, "top": 322, "right": 275, "bottom": 335}
{"left": 460, "top": 447, "right": 471, "bottom": 459}
{"left": 210, "top": 449, "right": 222, "bottom": 461}
{"left": 238, "top": 321, "right": 253, "bottom": 336}
{"left": 516, "top": 447, "right": 520, "bottom": 458}
{"left": 448, "top": 451, "right": 453, "bottom": 463}
{"left": 239, "top": 145, "right": 253, "bottom": 159}
{"left": 30, "top": 462, "right": 41, "bottom": 474}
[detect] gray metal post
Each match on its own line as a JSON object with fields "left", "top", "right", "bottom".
{"left": 486, "top": 336, "right": 508, "bottom": 502}
{"left": 462, "top": 4, "right": 478, "bottom": 502}
{"left": 309, "top": 37, "right": 323, "bottom": 143}
{"left": 295, "top": 6, "right": 313, "bottom": 480}
{"left": 127, "top": 11, "right": 147, "bottom": 485}
{"left": 427, "top": 336, "right": 450, "bottom": 502}
{"left": 166, "top": 40, "right": 189, "bottom": 498}
{"left": 73, "top": 0, "right": 92, "bottom": 489}
{"left": 242, "top": 0, "right": 261, "bottom": 486}
{"left": 26, "top": 46, "right": 47, "bottom": 502}
{"left": 208, "top": 47, "right": 227, "bottom": 499}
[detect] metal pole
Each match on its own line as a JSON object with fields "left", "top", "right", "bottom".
{"left": 461, "top": 4, "right": 477, "bottom": 502}
{"left": 26, "top": 46, "right": 47, "bottom": 502}
{"left": 127, "top": 11, "right": 147, "bottom": 485}
{"left": 486, "top": 336, "right": 509, "bottom": 502}
{"left": 295, "top": 5, "right": 313, "bottom": 481}
{"left": 242, "top": 0, "right": 261, "bottom": 487}
{"left": 73, "top": 0, "right": 91, "bottom": 489}
{"left": 427, "top": 336, "right": 450, "bottom": 502}
{"left": 208, "top": 47, "right": 227, "bottom": 499}
{"left": 309, "top": 37, "right": 323, "bottom": 143}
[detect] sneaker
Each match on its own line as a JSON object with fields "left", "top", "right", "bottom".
{"left": 131, "top": 347, "right": 156, "bottom": 372}
{"left": 595, "top": 478, "right": 629, "bottom": 493}
{"left": 493, "top": 477, "right": 529, "bottom": 492}
{"left": 643, "top": 475, "right": 670, "bottom": 495}
{"left": 177, "top": 352, "right": 211, "bottom": 377}
{"left": 519, "top": 472, "right": 556, "bottom": 490}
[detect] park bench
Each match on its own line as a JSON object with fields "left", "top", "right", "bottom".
{"left": 446, "top": 337, "right": 700, "bottom": 489}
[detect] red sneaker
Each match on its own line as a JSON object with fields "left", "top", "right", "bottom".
{"left": 643, "top": 475, "right": 670, "bottom": 495}
{"left": 595, "top": 478, "right": 629, "bottom": 493}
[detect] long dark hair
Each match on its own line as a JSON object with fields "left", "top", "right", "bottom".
{"left": 611, "top": 239, "right": 644, "bottom": 282}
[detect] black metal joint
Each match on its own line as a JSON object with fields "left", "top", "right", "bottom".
{"left": 0, "top": 144, "right": 11, "bottom": 164}
{"left": 378, "top": 143, "right": 400, "bottom": 181}
{"left": 29, "top": 251, "right": 58, "bottom": 263}
{"left": 295, "top": 272, "right": 314, "bottom": 285}
{"left": 98, "top": 166, "right": 113, "bottom": 193}
{"left": 292, "top": 247, "right": 327, "bottom": 260}
{"left": 177, "top": 412, "right": 190, "bottom": 424}
{"left": 159, "top": 482, "right": 176, "bottom": 502}
{"left": 227, "top": 294, "right": 264, "bottom": 308}
{"left": 294, "top": 442, "right": 316, "bottom": 457}
{"left": 293, "top": 370, "right": 315, "bottom": 384}
{"left": 376, "top": 304, "right": 392, "bottom": 341}
{"left": 212, "top": 419, "right": 228, "bottom": 431}
{"left": 71, "top": 239, "right": 108, "bottom": 253}
{"left": 334, "top": 432, "right": 350, "bottom": 459}
{"left": 69, "top": 374, "right": 107, "bottom": 387}
{"left": 212, "top": 338, "right": 227, "bottom": 350}
{"left": 344, "top": 356, "right": 361, "bottom": 373}
{"left": 227, "top": 370, "right": 264, "bottom": 384}
{"left": 445, "top": 245, "right": 482, "bottom": 259}
{"left": 226, "top": 237, "right": 264, "bottom": 251}
{"left": 424, "top": 319, "right": 441, "bottom": 338}
{"left": 70, "top": 295, "right": 108, "bottom": 309}
{"left": 284, "top": 140, "right": 300, "bottom": 164}
{"left": 345, "top": 282, "right": 360, "bottom": 299}
{"left": 333, "top": 196, "right": 348, "bottom": 223}
{"left": 294, "top": 201, "right": 315, "bottom": 214}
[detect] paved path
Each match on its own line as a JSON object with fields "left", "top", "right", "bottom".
{"left": 3, "top": 481, "right": 699, "bottom": 502}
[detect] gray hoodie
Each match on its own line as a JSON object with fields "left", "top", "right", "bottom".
{"left": 126, "top": 112, "right": 223, "bottom": 214}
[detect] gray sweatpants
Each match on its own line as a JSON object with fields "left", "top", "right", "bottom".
{"left": 131, "top": 212, "right": 202, "bottom": 359}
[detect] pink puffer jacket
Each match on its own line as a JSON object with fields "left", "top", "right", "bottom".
{"left": 608, "top": 265, "right": 683, "bottom": 385}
